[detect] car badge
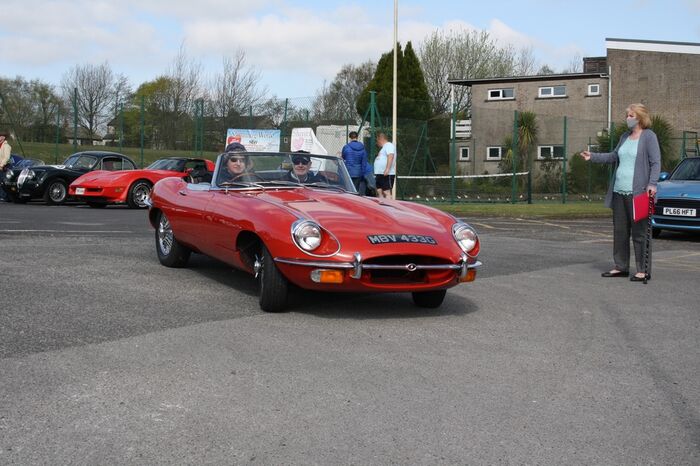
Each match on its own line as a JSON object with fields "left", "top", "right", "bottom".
{"left": 681, "top": 193, "right": 688, "bottom": 197}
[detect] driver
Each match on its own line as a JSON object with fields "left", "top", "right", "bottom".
{"left": 218, "top": 142, "right": 255, "bottom": 183}
{"left": 284, "top": 152, "right": 326, "bottom": 184}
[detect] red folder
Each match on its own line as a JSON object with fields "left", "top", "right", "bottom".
{"left": 633, "top": 191, "right": 654, "bottom": 222}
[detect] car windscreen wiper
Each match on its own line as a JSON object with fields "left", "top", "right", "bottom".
{"left": 257, "top": 180, "right": 303, "bottom": 187}
{"left": 218, "top": 181, "right": 264, "bottom": 189}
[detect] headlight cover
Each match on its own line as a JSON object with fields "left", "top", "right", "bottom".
{"left": 452, "top": 223, "right": 479, "bottom": 256}
{"left": 4, "top": 170, "right": 12, "bottom": 180}
{"left": 292, "top": 220, "right": 322, "bottom": 252}
{"left": 17, "top": 169, "right": 35, "bottom": 188}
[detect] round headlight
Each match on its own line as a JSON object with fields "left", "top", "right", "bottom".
{"left": 5, "top": 170, "right": 12, "bottom": 180}
{"left": 292, "top": 220, "right": 322, "bottom": 251}
{"left": 17, "top": 168, "right": 34, "bottom": 187}
{"left": 452, "top": 223, "right": 478, "bottom": 254}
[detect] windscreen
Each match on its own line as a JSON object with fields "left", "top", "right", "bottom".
{"left": 670, "top": 158, "right": 700, "bottom": 181}
{"left": 146, "top": 159, "right": 186, "bottom": 171}
{"left": 215, "top": 152, "right": 356, "bottom": 192}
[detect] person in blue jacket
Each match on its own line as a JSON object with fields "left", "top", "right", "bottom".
{"left": 341, "top": 131, "right": 371, "bottom": 195}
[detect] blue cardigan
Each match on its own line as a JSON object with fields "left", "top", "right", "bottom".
{"left": 590, "top": 129, "right": 661, "bottom": 208}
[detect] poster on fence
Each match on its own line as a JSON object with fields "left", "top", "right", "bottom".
{"left": 226, "top": 129, "right": 280, "bottom": 152}
{"left": 290, "top": 128, "right": 328, "bottom": 155}
{"left": 315, "top": 125, "right": 350, "bottom": 157}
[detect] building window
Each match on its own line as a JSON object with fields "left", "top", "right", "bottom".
{"left": 487, "top": 88, "right": 515, "bottom": 100}
{"left": 486, "top": 146, "right": 502, "bottom": 161}
{"left": 459, "top": 147, "right": 470, "bottom": 161}
{"left": 587, "top": 83, "right": 600, "bottom": 96}
{"left": 538, "top": 145, "right": 565, "bottom": 159}
{"left": 538, "top": 85, "right": 566, "bottom": 98}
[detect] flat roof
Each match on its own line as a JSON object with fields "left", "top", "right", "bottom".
{"left": 606, "top": 37, "right": 700, "bottom": 55}
{"left": 448, "top": 73, "right": 607, "bottom": 87}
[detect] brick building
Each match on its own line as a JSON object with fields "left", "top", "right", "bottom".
{"left": 448, "top": 38, "right": 700, "bottom": 176}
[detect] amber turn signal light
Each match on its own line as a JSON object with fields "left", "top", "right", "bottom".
{"left": 460, "top": 269, "right": 477, "bottom": 283}
{"left": 310, "top": 269, "right": 344, "bottom": 284}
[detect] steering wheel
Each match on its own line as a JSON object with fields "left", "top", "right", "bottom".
{"left": 232, "top": 172, "right": 265, "bottom": 182}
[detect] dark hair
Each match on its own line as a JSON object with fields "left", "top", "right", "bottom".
{"left": 224, "top": 142, "right": 247, "bottom": 152}
{"left": 348, "top": 131, "right": 359, "bottom": 139}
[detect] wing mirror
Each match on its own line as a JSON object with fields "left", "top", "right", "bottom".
{"left": 658, "top": 172, "right": 670, "bottom": 182}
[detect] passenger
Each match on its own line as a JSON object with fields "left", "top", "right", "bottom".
{"left": 218, "top": 142, "right": 255, "bottom": 183}
{"left": 284, "top": 152, "right": 326, "bottom": 184}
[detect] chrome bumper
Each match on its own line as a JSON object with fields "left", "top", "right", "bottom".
{"left": 274, "top": 252, "right": 481, "bottom": 280}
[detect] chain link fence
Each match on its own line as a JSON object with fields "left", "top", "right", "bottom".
{"left": 2, "top": 90, "right": 697, "bottom": 203}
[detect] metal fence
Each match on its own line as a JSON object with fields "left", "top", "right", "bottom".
{"left": 2, "top": 90, "right": 697, "bottom": 203}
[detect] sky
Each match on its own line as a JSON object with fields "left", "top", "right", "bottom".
{"left": 2, "top": 0, "right": 699, "bottom": 99}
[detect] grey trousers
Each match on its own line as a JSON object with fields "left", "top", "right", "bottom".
{"left": 612, "top": 192, "right": 652, "bottom": 275}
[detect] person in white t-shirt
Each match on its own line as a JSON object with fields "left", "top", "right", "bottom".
{"left": 374, "top": 132, "right": 396, "bottom": 199}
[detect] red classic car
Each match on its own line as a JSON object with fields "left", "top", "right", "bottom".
{"left": 69, "top": 157, "right": 215, "bottom": 208}
{"left": 148, "top": 151, "right": 481, "bottom": 312}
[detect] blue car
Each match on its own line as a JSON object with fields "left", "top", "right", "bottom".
{"left": 652, "top": 157, "right": 700, "bottom": 237}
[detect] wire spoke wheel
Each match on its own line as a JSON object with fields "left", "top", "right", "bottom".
{"left": 158, "top": 215, "right": 174, "bottom": 256}
{"left": 44, "top": 180, "right": 67, "bottom": 204}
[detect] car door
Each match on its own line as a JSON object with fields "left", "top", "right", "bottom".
{"left": 166, "top": 182, "right": 215, "bottom": 249}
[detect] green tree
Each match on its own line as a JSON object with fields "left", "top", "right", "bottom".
{"left": 399, "top": 42, "right": 431, "bottom": 120}
{"left": 356, "top": 41, "right": 432, "bottom": 122}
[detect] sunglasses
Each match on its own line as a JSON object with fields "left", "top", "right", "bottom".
{"left": 292, "top": 157, "right": 311, "bottom": 165}
{"left": 228, "top": 157, "right": 246, "bottom": 163}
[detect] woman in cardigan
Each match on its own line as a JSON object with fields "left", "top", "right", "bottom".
{"left": 580, "top": 103, "right": 661, "bottom": 282}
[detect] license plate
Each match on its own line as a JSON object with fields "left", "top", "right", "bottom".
{"left": 663, "top": 207, "right": 696, "bottom": 217}
{"left": 367, "top": 234, "right": 437, "bottom": 245}
{"left": 75, "top": 187, "right": 85, "bottom": 195}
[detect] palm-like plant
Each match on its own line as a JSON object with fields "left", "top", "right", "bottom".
{"left": 650, "top": 115, "right": 675, "bottom": 171}
{"left": 517, "top": 111, "right": 538, "bottom": 191}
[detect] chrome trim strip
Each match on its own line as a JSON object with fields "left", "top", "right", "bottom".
{"left": 274, "top": 255, "right": 482, "bottom": 278}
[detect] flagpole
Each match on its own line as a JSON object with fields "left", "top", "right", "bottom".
{"left": 391, "top": 0, "right": 398, "bottom": 199}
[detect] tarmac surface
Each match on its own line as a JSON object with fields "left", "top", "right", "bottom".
{"left": 1, "top": 201, "right": 699, "bottom": 464}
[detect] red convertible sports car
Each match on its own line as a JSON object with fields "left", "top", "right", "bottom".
{"left": 148, "top": 151, "right": 481, "bottom": 312}
{"left": 69, "top": 157, "right": 215, "bottom": 208}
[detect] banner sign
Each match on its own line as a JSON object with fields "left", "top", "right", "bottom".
{"left": 290, "top": 128, "right": 328, "bottom": 155}
{"left": 226, "top": 129, "right": 281, "bottom": 152}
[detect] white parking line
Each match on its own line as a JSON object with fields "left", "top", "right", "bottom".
{"left": 0, "top": 230, "right": 133, "bottom": 233}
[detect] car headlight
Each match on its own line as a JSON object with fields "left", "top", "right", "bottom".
{"left": 17, "top": 168, "right": 35, "bottom": 188}
{"left": 452, "top": 223, "right": 479, "bottom": 255}
{"left": 292, "top": 220, "right": 322, "bottom": 252}
{"left": 4, "top": 170, "right": 12, "bottom": 180}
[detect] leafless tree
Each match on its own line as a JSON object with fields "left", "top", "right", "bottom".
{"left": 562, "top": 53, "right": 583, "bottom": 73}
{"left": 312, "top": 61, "right": 375, "bottom": 121}
{"left": 210, "top": 49, "right": 267, "bottom": 133}
{"left": 148, "top": 43, "right": 204, "bottom": 148}
{"left": 514, "top": 46, "right": 538, "bottom": 76}
{"left": 418, "top": 29, "right": 522, "bottom": 115}
{"left": 61, "top": 62, "right": 120, "bottom": 137}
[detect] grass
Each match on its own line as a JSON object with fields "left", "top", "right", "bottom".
{"left": 425, "top": 201, "right": 611, "bottom": 218}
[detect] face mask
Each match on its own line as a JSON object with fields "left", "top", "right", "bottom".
{"left": 626, "top": 117, "right": 638, "bottom": 129}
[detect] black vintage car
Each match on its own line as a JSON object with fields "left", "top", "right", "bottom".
{"left": 14, "top": 151, "right": 137, "bottom": 205}
{"left": 2, "top": 157, "right": 45, "bottom": 203}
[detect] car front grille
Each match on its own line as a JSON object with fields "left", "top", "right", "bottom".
{"left": 363, "top": 255, "right": 453, "bottom": 284}
{"left": 656, "top": 198, "right": 700, "bottom": 209}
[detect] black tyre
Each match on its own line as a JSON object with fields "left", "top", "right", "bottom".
{"left": 13, "top": 196, "right": 28, "bottom": 204}
{"left": 652, "top": 228, "right": 662, "bottom": 238}
{"left": 5, "top": 192, "right": 17, "bottom": 203}
{"left": 412, "top": 289, "right": 447, "bottom": 308}
{"left": 43, "top": 179, "right": 68, "bottom": 205}
{"left": 258, "top": 245, "right": 288, "bottom": 312}
{"left": 127, "top": 180, "right": 152, "bottom": 209}
{"left": 155, "top": 212, "right": 191, "bottom": 267}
